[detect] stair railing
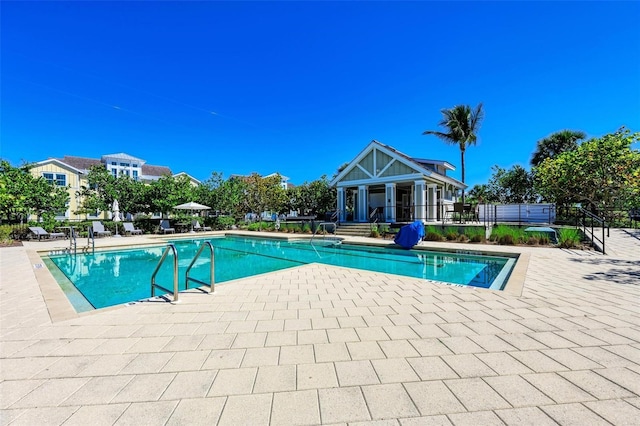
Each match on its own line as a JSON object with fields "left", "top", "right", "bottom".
{"left": 150, "top": 244, "right": 180, "bottom": 302}
{"left": 185, "top": 241, "right": 215, "bottom": 294}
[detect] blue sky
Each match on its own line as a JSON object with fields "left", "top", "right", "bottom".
{"left": 2, "top": 1, "right": 639, "bottom": 189}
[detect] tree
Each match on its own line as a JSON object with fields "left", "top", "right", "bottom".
{"left": 423, "top": 103, "right": 484, "bottom": 202}
{"left": 0, "top": 160, "right": 69, "bottom": 223}
{"left": 243, "top": 173, "right": 288, "bottom": 219}
{"left": 486, "top": 165, "right": 539, "bottom": 204}
{"left": 535, "top": 128, "right": 640, "bottom": 219}
{"left": 466, "top": 184, "right": 491, "bottom": 204}
{"left": 289, "top": 176, "right": 336, "bottom": 216}
{"left": 0, "top": 160, "right": 32, "bottom": 222}
{"left": 76, "top": 165, "right": 117, "bottom": 216}
{"left": 217, "top": 176, "right": 248, "bottom": 220}
{"left": 530, "top": 130, "right": 586, "bottom": 167}
{"left": 148, "top": 174, "right": 196, "bottom": 217}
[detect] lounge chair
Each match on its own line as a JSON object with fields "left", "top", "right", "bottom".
{"left": 159, "top": 220, "right": 175, "bottom": 234}
{"left": 92, "top": 221, "right": 112, "bottom": 237}
{"left": 123, "top": 222, "right": 143, "bottom": 236}
{"left": 193, "top": 220, "right": 212, "bottom": 232}
{"left": 28, "top": 226, "right": 65, "bottom": 241}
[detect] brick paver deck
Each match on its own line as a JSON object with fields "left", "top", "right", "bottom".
{"left": 1, "top": 229, "right": 639, "bottom": 425}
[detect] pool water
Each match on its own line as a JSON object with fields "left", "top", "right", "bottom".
{"left": 46, "top": 236, "right": 515, "bottom": 311}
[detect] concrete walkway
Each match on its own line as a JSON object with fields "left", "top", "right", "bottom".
{"left": 1, "top": 230, "right": 639, "bottom": 425}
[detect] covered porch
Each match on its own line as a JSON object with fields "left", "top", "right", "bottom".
{"left": 336, "top": 180, "right": 460, "bottom": 223}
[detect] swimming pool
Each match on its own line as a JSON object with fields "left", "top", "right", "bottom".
{"left": 45, "top": 235, "right": 516, "bottom": 311}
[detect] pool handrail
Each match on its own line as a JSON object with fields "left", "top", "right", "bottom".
{"left": 185, "top": 241, "right": 215, "bottom": 294}
{"left": 151, "top": 243, "right": 180, "bottom": 302}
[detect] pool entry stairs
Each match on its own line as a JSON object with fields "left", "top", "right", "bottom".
{"left": 334, "top": 223, "right": 378, "bottom": 237}
{"left": 151, "top": 242, "right": 215, "bottom": 303}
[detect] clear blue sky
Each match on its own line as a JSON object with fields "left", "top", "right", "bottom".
{"left": 2, "top": 1, "right": 639, "bottom": 189}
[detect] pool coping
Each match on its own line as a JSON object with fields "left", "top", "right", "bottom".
{"left": 31, "top": 231, "right": 530, "bottom": 323}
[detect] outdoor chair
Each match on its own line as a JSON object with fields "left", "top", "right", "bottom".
{"left": 443, "top": 205, "right": 455, "bottom": 223}
{"left": 193, "top": 220, "right": 212, "bottom": 232}
{"left": 453, "top": 202, "right": 465, "bottom": 223}
{"left": 28, "top": 226, "right": 65, "bottom": 241}
{"left": 159, "top": 220, "right": 175, "bottom": 234}
{"left": 123, "top": 222, "right": 143, "bottom": 236}
{"left": 92, "top": 221, "right": 112, "bottom": 237}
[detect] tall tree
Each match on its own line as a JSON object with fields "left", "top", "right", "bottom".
{"left": 423, "top": 103, "right": 484, "bottom": 202}
{"left": 530, "top": 130, "right": 586, "bottom": 167}
{"left": 486, "top": 165, "right": 539, "bottom": 204}
{"left": 534, "top": 128, "right": 640, "bottom": 219}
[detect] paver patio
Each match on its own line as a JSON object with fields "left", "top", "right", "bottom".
{"left": 1, "top": 228, "right": 639, "bottom": 425}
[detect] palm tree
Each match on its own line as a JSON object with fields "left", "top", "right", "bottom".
{"left": 530, "top": 130, "right": 586, "bottom": 167}
{"left": 423, "top": 103, "right": 484, "bottom": 203}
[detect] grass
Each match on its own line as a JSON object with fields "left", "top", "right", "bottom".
{"left": 558, "top": 228, "right": 582, "bottom": 248}
{"left": 490, "top": 225, "right": 527, "bottom": 245}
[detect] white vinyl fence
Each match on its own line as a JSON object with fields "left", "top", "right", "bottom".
{"left": 478, "top": 204, "right": 556, "bottom": 224}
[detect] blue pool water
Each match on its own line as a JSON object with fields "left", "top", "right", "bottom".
{"left": 45, "top": 236, "right": 515, "bottom": 311}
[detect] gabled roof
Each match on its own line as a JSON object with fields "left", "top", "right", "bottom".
{"left": 52, "top": 155, "right": 171, "bottom": 177}
{"left": 411, "top": 158, "right": 455, "bottom": 171}
{"left": 36, "top": 158, "right": 86, "bottom": 174}
{"left": 55, "top": 156, "right": 102, "bottom": 172}
{"left": 142, "top": 164, "right": 172, "bottom": 177}
{"left": 101, "top": 153, "right": 146, "bottom": 164}
{"left": 264, "top": 172, "right": 290, "bottom": 181}
{"left": 173, "top": 171, "right": 201, "bottom": 185}
{"left": 330, "top": 140, "right": 465, "bottom": 188}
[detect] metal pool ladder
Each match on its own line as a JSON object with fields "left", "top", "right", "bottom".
{"left": 151, "top": 243, "right": 180, "bottom": 303}
{"left": 185, "top": 241, "right": 215, "bottom": 294}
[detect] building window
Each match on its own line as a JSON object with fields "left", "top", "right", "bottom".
{"left": 132, "top": 164, "right": 138, "bottom": 168}
{"left": 55, "top": 174, "right": 66, "bottom": 186}
{"left": 112, "top": 169, "right": 118, "bottom": 178}
{"left": 120, "top": 162, "right": 129, "bottom": 167}
{"left": 133, "top": 170, "right": 138, "bottom": 180}
{"left": 111, "top": 161, "right": 117, "bottom": 165}
{"left": 43, "top": 173, "right": 66, "bottom": 186}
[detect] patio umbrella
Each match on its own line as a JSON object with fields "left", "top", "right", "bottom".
{"left": 112, "top": 199, "right": 122, "bottom": 238}
{"left": 173, "top": 202, "right": 211, "bottom": 232}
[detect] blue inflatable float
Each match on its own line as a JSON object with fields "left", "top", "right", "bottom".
{"left": 394, "top": 220, "right": 425, "bottom": 249}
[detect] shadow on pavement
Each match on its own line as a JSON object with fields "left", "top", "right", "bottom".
{"left": 570, "top": 257, "right": 640, "bottom": 285}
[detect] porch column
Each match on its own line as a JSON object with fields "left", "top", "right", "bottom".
{"left": 414, "top": 180, "right": 426, "bottom": 222}
{"left": 357, "top": 185, "right": 368, "bottom": 222}
{"left": 385, "top": 183, "right": 396, "bottom": 222}
{"left": 337, "top": 187, "right": 346, "bottom": 222}
{"left": 427, "top": 184, "right": 438, "bottom": 221}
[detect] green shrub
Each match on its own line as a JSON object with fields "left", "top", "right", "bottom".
{"left": 302, "top": 223, "right": 312, "bottom": 234}
{"left": 457, "top": 234, "right": 468, "bottom": 242}
{"left": 498, "top": 234, "right": 515, "bottom": 245}
{"left": 247, "top": 222, "right": 263, "bottom": 231}
{"left": 370, "top": 225, "right": 380, "bottom": 238}
{"left": 423, "top": 225, "right": 443, "bottom": 241}
{"left": 527, "top": 236, "right": 539, "bottom": 245}
{"left": 470, "top": 234, "right": 484, "bottom": 243}
{"left": 0, "top": 225, "right": 13, "bottom": 244}
{"left": 215, "top": 216, "right": 236, "bottom": 230}
{"left": 538, "top": 234, "right": 550, "bottom": 245}
{"left": 423, "top": 226, "right": 444, "bottom": 241}
{"left": 444, "top": 227, "right": 458, "bottom": 241}
{"left": 491, "top": 225, "right": 525, "bottom": 245}
{"left": 464, "top": 227, "right": 485, "bottom": 243}
{"left": 558, "top": 228, "right": 581, "bottom": 248}
{"left": 279, "top": 223, "right": 289, "bottom": 233}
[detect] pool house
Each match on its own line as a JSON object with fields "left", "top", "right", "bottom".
{"left": 330, "top": 140, "right": 466, "bottom": 223}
